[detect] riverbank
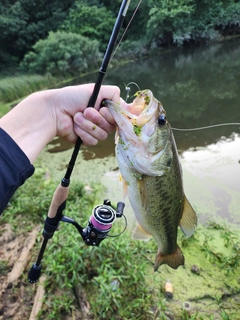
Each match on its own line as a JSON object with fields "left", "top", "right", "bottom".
{"left": 1, "top": 144, "right": 240, "bottom": 319}
{"left": 1, "top": 31, "right": 240, "bottom": 319}
{"left": 0, "top": 57, "right": 134, "bottom": 117}
{"left": 1, "top": 34, "right": 240, "bottom": 118}
{"left": 38, "top": 142, "right": 240, "bottom": 319}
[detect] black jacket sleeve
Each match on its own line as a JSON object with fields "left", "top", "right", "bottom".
{"left": 0, "top": 128, "right": 35, "bottom": 214}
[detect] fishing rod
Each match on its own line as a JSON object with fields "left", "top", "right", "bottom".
{"left": 28, "top": 0, "right": 131, "bottom": 283}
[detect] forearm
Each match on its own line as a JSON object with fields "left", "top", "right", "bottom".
{"left": 0, "top": 91, "right": 55, "bottom": 163}
{"left": 0, "top": 84, "right": 119, "bottom": 164}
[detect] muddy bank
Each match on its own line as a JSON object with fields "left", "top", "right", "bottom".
{"left": 0, "top": 137, "right": 240, "bottom": 319}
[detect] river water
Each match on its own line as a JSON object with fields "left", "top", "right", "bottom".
{"left": 48, "top": 38, "right": 240, "bottom": 225}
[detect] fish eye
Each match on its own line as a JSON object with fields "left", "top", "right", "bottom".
{"left": 158, "top": 114, "right": 167, "bottom": 126}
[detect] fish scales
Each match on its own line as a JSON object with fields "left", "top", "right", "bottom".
{"left": 143, "top": 171, "right": 184, "bottom": 254}
{"left": 106, "top": 89, "right": 197, "bottom": 271}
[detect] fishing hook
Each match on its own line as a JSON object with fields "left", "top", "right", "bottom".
{"left": 28, "top": 0, "right": 132, "bottom": 284}
{"left": 125, "top": 81, "right": 141, "bottom": 101}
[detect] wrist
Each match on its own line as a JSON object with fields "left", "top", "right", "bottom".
{"left": 0, "top": 91, "right": 56, "bottom": 163}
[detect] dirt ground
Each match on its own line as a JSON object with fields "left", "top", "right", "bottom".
{"left": 0, "top": 223, "right": 93, "bottom": 320}
{"left": 0, "top": 224, "right": 41, "bottom": 320}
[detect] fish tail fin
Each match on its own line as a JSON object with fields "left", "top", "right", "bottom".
{"left": 154, "top": 245, "right": 184, "bottom": 272}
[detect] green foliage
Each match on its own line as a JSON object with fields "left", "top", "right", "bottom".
{"left": 2, "top": 165, "right": 153, "bottom": 319}
{"left": 3, "top": 159, "right": 240, "bottom": 318}
{"left": 113, "top": 39, "right": 149, "bottom": 63}
{"left": 146, "top": 0, "right": 240, "bottom": 46}
{"left": 19, "top": 31, "right": 101, "bottom": 76}
{"left": 1, "top": 0, "right": 240, "bottom": 73}
{"left": 0, "top": 260, "right": 9, "bottom": 275}
{"left": 0, "top": 104, "right": 11, "bottom": 118}
{"left": 147, "top": 0, "right": 194, "bottom": 46}
{"left": 61, "top": 2, "right": 116, "bottom": 52}
{"left": 1, "top": 166, "right": 57, "bottom": 229}
{"left": 42, "top": 222, "right": 154, "bottom": 319}
{"left": 0, "top": 0, "right": 75, "bottom": 65}
{"left": 199, "top": 223, "right": 240, "bottom": 276}
{"left": 0, "top": 74, "right": 56, "bottom": 104}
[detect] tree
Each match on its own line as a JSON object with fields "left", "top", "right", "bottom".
{"left": 146, "top": 0, "right": 194, "bottom": 46}
{"left": 19, "top": 31, "right": 101, "bottom": 76}
{"left": 0, "top": 0, "right": 75, "bottom": 66}
{"left": 61, "top": 2, "right": 116, "bottom": 52}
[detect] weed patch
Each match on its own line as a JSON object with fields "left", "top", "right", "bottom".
{"left": 0, "top": 74, "right": 57, "bottom": 104}
{"left": 2, "top": 163, "right": 240, "bottom": 319}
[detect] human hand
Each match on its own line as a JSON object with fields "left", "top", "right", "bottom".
{"left": 0, "top": 83, "right": 121, "bottom": 163}
{"left": 52, "top": 84, "right": 120, "bottom": 145}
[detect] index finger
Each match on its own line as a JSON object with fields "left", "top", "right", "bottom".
{"left": 94, "top": 85, "right": 121, "bottom": 111}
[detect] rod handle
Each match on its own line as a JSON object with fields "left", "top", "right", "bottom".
{"left": 47, "top": 183, "right": 69, "bottom": 219}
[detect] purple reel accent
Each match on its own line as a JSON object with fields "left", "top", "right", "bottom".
{"left": 91, "top": 205, "right": 116, "bottom": 231}
{"left": 90, "top": 215, "right": 112, "bottom": 231}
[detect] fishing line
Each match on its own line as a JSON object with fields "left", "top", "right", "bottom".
{"left": 125, "top": 81, "right": 141, "bottom": 101}
{"left": 107, "top": 214, "right": 128, "bottom": 238}
{"left": 110, "top": 0, "right": 143, "bottom": 62}
{"left": 28, "top": 0, "right": 132, "bottom": 284}
{"left": 172, "top": 123, "right": 240, "bottom": 131}
{"left": 122, "top": 86, "right": 240, "bottom": 132}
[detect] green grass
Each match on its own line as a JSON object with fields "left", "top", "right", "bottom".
{"left": 0, "top": 73, "right": 57, "bottom": 105}
{"left": 0, "top": 103, "right": 11, "bottom": 117}
{"left": 0, "top": 73, "right": 65, "bottom": 117}
{"left": 3, "top": 165, "right": 155, "bottom": 319}
{"left": 2, "top": 163, "right": 240, "bottom": 320}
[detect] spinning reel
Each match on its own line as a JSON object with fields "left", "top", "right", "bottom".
{"left": 28, "top": 198, "right": 126, "bottom": 283}
{"left": 28, "top": 0, "right": 130, "bottom": 283}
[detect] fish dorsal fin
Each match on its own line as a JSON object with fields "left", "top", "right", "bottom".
{"left": 132, "top": 224, "right": 152, "bottom": 241}
{"left": 179, "top": 196, "right": 197, "bottom": 237}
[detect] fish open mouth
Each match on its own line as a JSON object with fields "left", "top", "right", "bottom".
{"left": 105, "top": 89, "right": 159, "bottom": 135}
{"left": 125, "top": 90, "right": 152, "bottom": 117}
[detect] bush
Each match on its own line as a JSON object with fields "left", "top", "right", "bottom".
{"left": 146, "top": 0, "right": 194, "bottom": 46}
{"left": 146, "top": 0, "right": 240, "bottom": 46}
{"left": 0, "top": 0, "right": 75, "bottom": 65}
{"left": 19, "top": 31, "right": 101, "bottom": 76}
{"left": 61, "top": 3, "right": 116, "bottom": 53}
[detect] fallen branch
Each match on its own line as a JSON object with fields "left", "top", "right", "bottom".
{"left": 74, "top": 284, "right": 91, "bottom": 320}
{"left": 29, "top": 275, "right": 47, "bottom": 320}
{"left": 7, "top": 228, "right": 39, "bottom": 284}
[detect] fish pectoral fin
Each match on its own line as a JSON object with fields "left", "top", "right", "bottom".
{"left": 132, "top": 224, "right": 152, "bottom": 241}
{"left": 118, "top": 174, "right": 129, "bottom": 199}
{"left": 179, "top": 196, "right": 198, "bottom": 238}
{"left": 114, "top": 128, "right": 119, "bottom": 144}
{"left": 154, "top": 245, "right": 184, "bottom": 272}
{"left": 122, "top": 178, "right": 129, "bottom": 199}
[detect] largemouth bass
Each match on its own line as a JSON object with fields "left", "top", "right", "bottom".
{"left": 105, "top": 90, "right": 197, "bottom": 271}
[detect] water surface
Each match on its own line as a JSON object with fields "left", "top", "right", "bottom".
{"left": 48, "top": 38, "right": 240, "bottom": 225}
